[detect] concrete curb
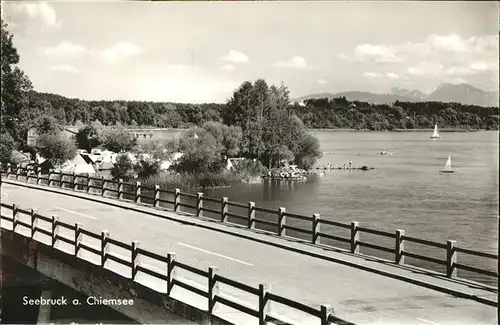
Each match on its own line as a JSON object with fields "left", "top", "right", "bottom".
{"left": 3, "top": 179, "right": 498, "bottom": 308}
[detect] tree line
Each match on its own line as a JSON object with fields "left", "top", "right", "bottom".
{"left": 22, "top": 89, "right": 499, "bottom": 134}
{"left": 292, "top": 97, "right": 498, "bottom": 130}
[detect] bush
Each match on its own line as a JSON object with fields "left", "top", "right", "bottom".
{"left": 111, "top": 154, "right": 136, "bottom": 180}
{"left": 36, "top": 133, "right": 77, "bottom": 165}
{"left": 100, "top": 124, "right": 137, "bottom": 152}
{"left": 0, "top": 132, "right": 16, "bottom": 164}
{"left": 134, "top": 156, "right": 161, "bottom": 179}
{"left": 233, "top": 159, "right": 268, "bottom": 181}
{"left": 141, "top": 171, "right": 241, "bottom": 191}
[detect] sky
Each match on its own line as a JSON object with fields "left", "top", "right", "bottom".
{"left": 2, "top": 1, "right": 499, "bottom": 103}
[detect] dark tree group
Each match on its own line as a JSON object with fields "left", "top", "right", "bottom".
{"left": 291, "top": 98, "right": 498, "bottom": 130}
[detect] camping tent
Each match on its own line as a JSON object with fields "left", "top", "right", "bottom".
{"left": 60, "top": 154, "right": 96, "bottom": 175}
{"left": 11, "top": 150, "right": 30, "bottom": 164}
{"left": 98, "top": 161, "right": 114, "bottom": 171}
{"left": 98, "top": 150, "right": 117, "bottom": 163}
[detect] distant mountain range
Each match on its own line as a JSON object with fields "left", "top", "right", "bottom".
{"left": 293, "top": 83, "right": 499, "bottom": 107}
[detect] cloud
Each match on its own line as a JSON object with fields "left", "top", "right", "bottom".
{"left": 405, "top": 62, "right": 445, "bottom": 76}
{"left": 274, "top": 56, "right": 312, "bottom": 70}
{"left": 353, "top": 44, "right": 403, "bottom": 63}
{"left": 160, "top": 64, "right": 191, "bottom": 71}
{"left": 340, "top": 34, "right": 498, "bottom": 90}
{"left": 42, "top": 41, "right": 144, "bottom": 61}
{"left": 102, "top": 42, "right": 143, "bottom": 61}
{"left": 444, "top": 77, "right": 468, "bottom": 85}
{"left": 137, "top": 74, "right": 239, "bottom": 103}
{"left": 11, "top": 2, "right": 60, "bottom": 28}
{"left": 222, "top": 50, "right": 249, "bottom": 64}
{"left": 42, "top": 42, "right": 89, "bottom": 58}
{"left": 222, "top": 64, "right": 235, "bottom": 71}
{"left": 363, "top": 72, "right": 383, "bottom": 79}
{"left": 48, "top": 64, "right": 79, "bottom": 74}
{"left": 426, "top": 34, "right": 470, "bottom": 53}
{"left": 386, "top": 72, "right": 399, "bottom": 80}
{"left": 444, "top": 66, "right": 475, "bottom": 77}
{"left": 316, "top": 79, "right": 328, "bottom": 85}
{"left": 363, "top": 72, "right": 399, "bottom": 80}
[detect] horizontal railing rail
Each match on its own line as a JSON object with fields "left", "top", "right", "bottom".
{"left": 0, "top": 201, "right": 340, "bottom": 325}
{"left": 1, "top": 164, "right": 497, "bottom": 285}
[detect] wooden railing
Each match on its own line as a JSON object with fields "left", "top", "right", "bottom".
{"left": 0, "top": 202, "right": 354, "bottom": 325}
{"left": 1, "top": 163, "right": 498, "bottom": 285}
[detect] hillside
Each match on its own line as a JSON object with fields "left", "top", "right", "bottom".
{"left": 426, "top": 83, "right": 499, "bottom": 107}
{"left": 293, "top": 83, "right": 499, "bottom": 108}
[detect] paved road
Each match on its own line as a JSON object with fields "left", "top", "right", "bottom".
{"left": 0, "top": 182, "right": 497, "bottom": 325}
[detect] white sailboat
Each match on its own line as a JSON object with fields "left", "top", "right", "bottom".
{"left": 440, "top": 155, "right": 454, "bottom": 173}
{"left": 430, "top": 124, "right": 440, "bottom": 139}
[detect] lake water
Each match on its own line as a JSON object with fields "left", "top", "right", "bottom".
{"left": 201, "top": 130, "right": 499, "bottom": 285}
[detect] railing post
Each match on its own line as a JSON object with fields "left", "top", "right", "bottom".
{"left": 59, "top": 172, "right": 63, "bottom": 188}
{"left": 101, "top": 176, "right": 105, "bottom": 196}
{"left": 208, "top": 266, "right": 219, "bottom": 313}
{"left": 86, "top": 174, "right": 91, "bottom": 193}
{"left": 320, "top": 305, "right": 335, "bottom": 325}
{"left": 312, "top": 213, "right": 321, "bottom": 244}
{"left": 36, "top": 171, "right": 41, "bottom": 185}
{"left": 135, "top": 181, "right": 141, "bottom": 203}
{"left": 167, "top": 252, "right": 176, "bottom": 295}
{"left": 248, "top": 202, "right": 255, "bottom": 229}
{"left": 258, "top": 283, "right": 270, "bottom": 325}
{"left": 174, "top": 189, "right": 180, "bottom": 212}
{"left": 350, "top": 221, "right": 359, "bottom": 254}
{"left": 75, "top": 223, "right": 82, "bottom": 257}
{"left": 48, "top": 169, "right": 53, "bottom": 186}
{"left": 446, "top": 240, "right": 457, "bottom": 278}
{"left": 7, "top": 163, "right": 11, "bottom": 174}
{"left": 72, "top": 172, "right": 77, "bottom": 190}
{"left": 52, "top": 216, "right": 59, "bottom": 247}
{"left": 154, "top": 185, "right": 160, "bottom": 208}
{"left": 101, "top": 230, "right": 109, "bottom": 267}
{"left": 30, "top": 209, "right": 36, "bottom": 239}
{"left": 118, "top": 179, "right": 124, "bottom": 200}
{"left": 197, "top": 192, "right": 203, "bottom": 217}
{"left": 395, "top": 229, "right": 405, "bottom": 265}
{"left": 16, "top": 167, "right": 20, "bottom": 180}
{"left": 132, "top": 240, "right": 140, "bottom": 280}
{"left": 12, "top": 204, "right": 18, "bottom": 231}
{"left": 221, "top": 197, "right": 228, "bottom": 222}
{"left": 278, "top": 207, "right": 286, "bottom": 236}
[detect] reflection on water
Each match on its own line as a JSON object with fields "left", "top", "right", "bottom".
{"left": 204, "top": 131, "right": 499, "bottom": 285}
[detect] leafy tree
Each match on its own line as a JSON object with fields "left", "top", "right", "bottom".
{"left": 36, "top": 133, "right": 77, "bottom": 165}
{"left": 134, "top": 157, "right": 160, "bottom": 179}
{"left": 111, "top": 154, "right": 136, "bottom": 180}
{"left": 99, "top": 124, "right": 136, "bottom": 152}
{"left": 202, "top": 121, "right": 242, "bottom": 158}
{"left": 0, "top": 132, "right": 16, "bottom": 164}
{"left": 266, "top": 145, "right": 294, "bottom": 168}
{"left": 294, "top": 134, "right": 322, "bottom": 169}
{"left": 32, "top": 115, "right": 63, "bottom": 135}
{"left": 1, "top": 19, "right": 33, "bottom": 144}
{"left": 173, "top": 129, "right": 224, "bottom": 173}
{"left": 75, "top": 121, "right": 103, "bottom": 151}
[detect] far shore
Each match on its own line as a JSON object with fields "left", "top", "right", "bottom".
{"left": 307, "top": 128, "right": 488, "bottom": 132}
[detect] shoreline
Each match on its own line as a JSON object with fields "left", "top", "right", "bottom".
{"left": 307, "top": 128, "right": 488, "bottom": 132}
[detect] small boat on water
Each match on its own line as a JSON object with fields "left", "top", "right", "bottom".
{"left": 381, "top": 148, "right": 387, "bottom": 155}
{"left": 439, "top": 155, "right": 454, "bottom": 173}
{"left": 430, "top": 124, "right": 440, "bottom": 139}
